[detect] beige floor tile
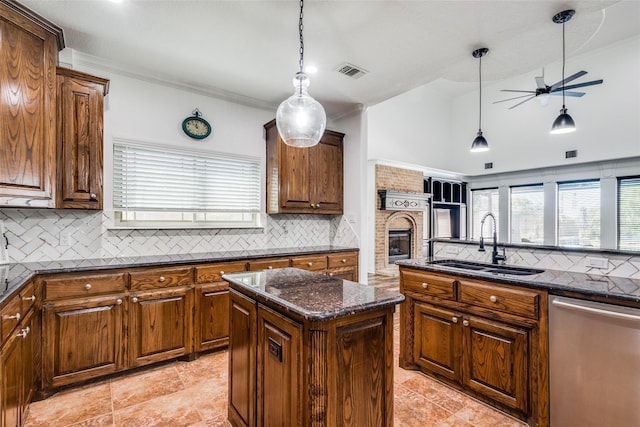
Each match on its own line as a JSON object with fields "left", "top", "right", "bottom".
{"left": 112, "top": 391, "right": 203, "bottom": 427}
{"left": 111, "top": 364, "right": 185, "bottom": 411}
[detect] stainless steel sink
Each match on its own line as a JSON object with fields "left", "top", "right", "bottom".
{"left": 429, "top": 259, "right": 544, "bottom": 276}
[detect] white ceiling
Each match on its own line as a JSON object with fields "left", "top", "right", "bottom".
{"left": 22, "top": 0, "right": 640, "bottom": 118}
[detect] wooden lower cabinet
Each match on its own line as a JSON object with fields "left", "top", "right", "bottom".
{"left": 413, "top": 302, "right": 460, "bottom": 382}
{"left": 195, "top": 285, "right": 230, "bottom": 352}
{"left": 43, "top": 294, "right": 125, "bottom": 388}
{"left": 128, "top": 287, "right": 193, "bottom": 368}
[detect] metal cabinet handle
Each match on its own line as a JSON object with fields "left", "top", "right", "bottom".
{"left": 220, "top": 271, "right": 225, "bottom": 275}
{"left": 421, "top": 282, "right": 428, "bottom": 289}
{"left": 23, "top": 295, "right": 36, "bottom": 302}
{"left": 489, "top": 295, "right": 497, "bottom": 303}
{"left": 463, "top": 320, "right": 470, "bottom": 327}
{"left": 4, "top": 312, "right": 20, "bottom": 320}
{"left": 158, "top": 276, "right": 166, "bottom": 282}
{"left": 341, "top": 259, "right": 346, "bottom": 263}
{"left": 17, "top": 326, "right": 30, "bottom": 338}
{"left": 90, "top": 193, "right": 97, "bottom": 200}
{"left": 328, "top": 272, "right": 334, "bottom": 277}
{"left": 131, "top": 296, "right": 139, "bottom": 303}
{"left": 307, "top": 262, "right": 313, "bottom": 267}
{"left": 452, "top": 316, "right": 458, "bottom": 323}
{"left": 116, "top": 298, "right": 123, "bottom": 305}
{"left": 85, "top": 283, "right": 92, "bottom": 290}
{"left": 268, "top": 266, "right": 273, "bottom": 269}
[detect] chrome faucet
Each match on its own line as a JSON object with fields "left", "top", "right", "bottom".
{"left": 478, "top": 212, "right": 506, "bottom": 265}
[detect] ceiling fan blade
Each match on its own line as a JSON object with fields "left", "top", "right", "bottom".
{"left": 549, "top": 70, "right": 588, "bottom": 91}
{"left": 550, "top": 91, "right": 585, "bottom": 97}
{"left": 493, "top": 94, "right": 536, "bottom": 104}
{"left": 509, "top": 95, "right": 536, "bottom": 109}
{"left": 556, "top": 79, "right": 604, "bottom": 92}
{"left": 500, "top": 89, "right": 536, "bottom": 93}
{"left": 535, "top": 76, "right": 546, "bottom": 89}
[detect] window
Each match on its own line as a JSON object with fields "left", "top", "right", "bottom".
{"left": 557, "top": 180, "right": 600, "bottom": 248}
{"left": 618, "top": 177, "right": 640, "bottom": 251}
{"left": 471, "top": 188, "right": 499, "bottom": 241}
{"left": 113, "top": 141, "right": 261, "bottom": 228}
{"left": 510, "top": 184, "right": 544, "bottom": 245}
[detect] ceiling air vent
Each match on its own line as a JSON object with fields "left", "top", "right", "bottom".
{"left": 565, "top": 150, "right": 578, "bottom": 159}
{"left": 484, "top": 162, "right": 493, "bottom": 169}
{"left": 336, "top": 63, "right": 368, "bottom": 79}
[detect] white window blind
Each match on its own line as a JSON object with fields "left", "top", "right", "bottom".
{"left": 510, "top": 184, "right": 544, "bottom": 245}
{"left": 471, "top": 188, "right": 499, "bottom": 241}
{"left": 113, "top": 142, "right": 260, "bottom": 214}
{"left": 558, "top": 180, "right": 600, "bottom": 248}
{"left": 619, "top": 177, "right": 640, "bottom": 251}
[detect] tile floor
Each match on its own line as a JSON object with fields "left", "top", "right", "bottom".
{"left": 25, "top": 275, "right": 526, "bottom": 427}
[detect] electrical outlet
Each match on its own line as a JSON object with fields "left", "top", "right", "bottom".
{"left": 59, "top": 230, "right": 72, "bottom": 247}
{"left": 585, "top": 256, "right": 608, "bottom": 269}
{"left": 446, "top": 246, "right": 459, "bottom": 255}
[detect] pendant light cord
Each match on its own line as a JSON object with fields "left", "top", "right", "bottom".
{"left": 298, "top": 0, "right": 305, "bottom": 95}
{"left": 478, "top": 54, "right": 482, "bottom": 131}
{"left": 561, "top": 20, "right": 566, "bottom": 108}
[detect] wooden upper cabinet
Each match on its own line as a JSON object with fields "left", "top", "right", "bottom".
{"left": 265, "top": 119, "right": 344, "bottom": 215}
{"left": 0, "top": 1, "right": 63, "bottom": 208}
{"left": 56, "top": 67, "right": 109, "bottom": 209}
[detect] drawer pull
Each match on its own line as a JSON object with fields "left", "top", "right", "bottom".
{"left": 17, "top": 326, "right": 30, "bottom": 338}
{"left": 268, "top": 266, "right": 273, "bottom": 269}
{"left": 463, "top": 320, "right": 470, "bottom": 327}
{"left": 84, "top": 283, "right": 92, "bottom": 290}
{"left": 23, "top": 295, "right": 36, "bottom": 302}
{"left": 116, "top": 298, "right": 123, "bottom": 305}
{"left": 307, "top": 262, "right": 313, "bottom": 267}
{"left": 328, "top": 272, "right": 334, "bottom": 277}
{"left": 421, "top": 282, "right": 428, "bottom": 289}
{"left": 490, "top": 295, "right": 498, "bottom": 303}
{"left": 220, "top": 271, "right": 225, "bottom": 275}
{"left": 158, "top": 276, "right": 166, "bottom": 282}
{"left": 90, "top": 193, "right": 97, "bottom": 200}
{"left": 4, "top": 313, "right": 20, "bottom": 321}
{"left": 341, "top": 259, "right": 346, "bottom": 263}
{"left": 131, "top": 296, "right": 139, "bottom": 303}
{"left": 452, "top": 316, "right": 458, "bottom": 323}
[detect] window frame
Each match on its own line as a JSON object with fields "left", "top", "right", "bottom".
{"left": 509, "top": 183, "right": 544, "bottom": 245}
{"left": 556, "top": 179, "right": 601, "bottom": 248}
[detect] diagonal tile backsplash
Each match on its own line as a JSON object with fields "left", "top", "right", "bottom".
{"left": 0, "top": 209, "right": 359, "bottom": 263}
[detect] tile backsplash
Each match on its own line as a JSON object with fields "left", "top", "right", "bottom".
{"left": 433, "top": 241, "right": 640, "bottom": 279}
{"left": 0, "top": 209, "right": 359, "bottom": 263}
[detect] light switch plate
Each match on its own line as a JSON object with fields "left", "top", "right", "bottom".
{"left": 585, "top": 256, "right": 608, "bottom": 269}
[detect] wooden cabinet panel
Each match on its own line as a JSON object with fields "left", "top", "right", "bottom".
{"left": 291, "top": 255, "right": 327, "bottom": 272}
{"left": 327, "top": 252, "right": 357, "bottom": 269}
{"left": 311, "top": 133, "right": 343, "bottom": 212}
{"left": 19, "top": 281, "right": 37, "bottom": 314}
{"left": 257, "top": 305, "right": 301, "bottom": 427}
{"left": 43, "top": 272, "right": 127, "bottom": 300}
{"left": 0, "top": 3, "right": 60, "bottom": 208}
{"left": 247, "top": 258, "right": 290, "bottom": 271}
{"left": 278, "top": 143, "right": 312, "bottom": 210}
{"left": 327, "top": 266, "right": 357, "bottom": 281}
{"left": 1, "top": 323, "right": 22, "bottom": 427}
{"left": 129, "top": 266, "right": 192, "bottom": 291}
{"left": 196, "top": 261, "right": 246, "bottom": 283}
{"left": 56, "top": 67, "right": 109, "bottom": 209}
{"left": 43, "top": 295, "right": 124, "bottom": 388}
{"left": 413, "top": 302, "right": 460, "bottom": 382}
{"left": 228, "top": 290, "right": 257, "bottom": 427}
{"left": 463, "top": 315, "right": 529, "bottom": 413}
{"left": 459, "top": 279, "right": 539, "bottom": 319}
{"left": 129, "top": 287, "right": 193, "bottom": 368}
{"left": 1, "top": 296, "right": 22, "bottom": 343}
{"left": 401, "top": 270, "right": 457, "bottom": 300}
{"left": 195, "top": 285, "right": 229, "bottom": 352}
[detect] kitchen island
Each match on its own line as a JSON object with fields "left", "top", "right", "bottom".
{"left": 223, "top": 268, "right": 404, "bottom": 427}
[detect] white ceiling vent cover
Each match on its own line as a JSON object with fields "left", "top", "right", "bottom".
{"left": 336, "top": 63, "right": 368, "bottom": 79}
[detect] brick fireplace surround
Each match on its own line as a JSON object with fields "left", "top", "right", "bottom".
{"left": 375, "top": 165, "right": 424, "bottom": 275}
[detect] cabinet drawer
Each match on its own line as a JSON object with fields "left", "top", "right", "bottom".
{"left": 247, "top": 258, "right": 290, "bottom": 271}
{"left": 19, "top": 280, "right": 37, "bottom": 313}
{"left": 291, "top": 255, "right": 327, "bottom": 271}
{"left": 196, "top": 261, "right": 246, "bottom": 284}
{"left": 459, "top": 280, "right": 539, "bottom": 319}
{"left": 1, "top": 295, "right": 22, "bottom": 342}
{"left": 401, "top": 270, "right": 456, "bottom": 300}
{"left": 44, "top": 273, "right": 127, "bottom": 300}
{"left": 130, "top": 266, "right": 192, "bottom": 290}
{"left": 327, "top": 252, "right": 357, "bottom": 269}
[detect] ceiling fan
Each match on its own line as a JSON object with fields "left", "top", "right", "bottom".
{"left": 494, "top": 69, "right": 603, "bottom": 110}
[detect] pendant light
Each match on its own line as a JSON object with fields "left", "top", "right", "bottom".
{"left": 276, "top": 0, "right": 326, "bottom": 148}
{"left": 550, "top": 9, "right": 576, "bottom": 134}
{"left": 470, "top": 48, "right": 489, "bottom": 153}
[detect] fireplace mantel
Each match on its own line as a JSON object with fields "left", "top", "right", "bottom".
{"left": 378, "top": 190, "right": 431, "bottom": 212}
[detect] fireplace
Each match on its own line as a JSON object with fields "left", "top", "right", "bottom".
{"left": 388, "top": 229, "right": 412, "bottom": 263}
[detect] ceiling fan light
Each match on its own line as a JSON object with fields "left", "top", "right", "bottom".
{"left": 550, "top": 108, "right": 576, "bottom": 134}
{"left": 470, "top": 131, "right": 489, "bottom": 152}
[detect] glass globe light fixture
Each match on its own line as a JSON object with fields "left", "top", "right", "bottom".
{"left": 276, "top": 72, "right": 326, "bottom": 147}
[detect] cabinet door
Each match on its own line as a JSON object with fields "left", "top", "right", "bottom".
{"left": 327, "top": 267, "right": 357, "bottom": 282}
{"left": 56, "top": 69, "right": 108, "bottom": 209}
{"left": 278, "top": 142, "right": 313, "bottom": 211}
{"left": 43, "top": 295, "right": 125, "bottom": 388}
{"left": 413, "top": 302, "right": 461, "bottom": 383}
{"left": 462, "top": 315, "right": 529, "bottom": 413}
{"left": 195, "top": 285, "right": 229, "bottom": 352}
{"left": 228, "top": 290, "right": 257, "bottom": 427}
{"left": 1, "top": 322, "right": 23, "bottom": 427}
{"left": 0, "top": 6, "right": 58, "bottom": 207}
{"left": 311, "top": 134, "right": 343, "bottom": 213}
{"left": 257, "top": 305, "right": 302, "bottom": 427}
{"left": 129, "top": 287, "right": 193, "bottom": 368}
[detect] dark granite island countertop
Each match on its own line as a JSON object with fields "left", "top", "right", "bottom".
{"left": 222, "top": 267, "right": 404, "bottom": 323}
{"left": 223, "top": 268, "right": 403, "bottom": 427}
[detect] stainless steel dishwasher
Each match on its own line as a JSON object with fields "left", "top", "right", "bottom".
{"left": 549, "top": 295, "right": 640, "bottom": 427}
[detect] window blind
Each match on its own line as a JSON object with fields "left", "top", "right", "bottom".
{"left": 558, "top": 180, "right": 600, "bottom": 248}
{"left": 510, "top": 184, "right": 544, "bottom": 245}
{"left": 113, "top": 142, "right": 260, "bottom": 213}
{"left": 471, "top": 188, "right": 499, "bottom": 241}
{"left": 618, "top": 177, "right": 640, "bottom": 251}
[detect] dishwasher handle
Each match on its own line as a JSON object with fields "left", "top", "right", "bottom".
{"left": 552, "top": 299, "right": 640, "bottom": 322}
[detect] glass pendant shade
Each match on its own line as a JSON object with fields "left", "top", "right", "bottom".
{"left": 276, "top": 72, "right": 326, "bottom": 148}
{"left": 470, "top": 130, "right": 489, "bottom": 152}
{"left": 550, "top": 107, "right": 576, "bottom": 134}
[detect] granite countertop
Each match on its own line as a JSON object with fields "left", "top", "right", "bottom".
{"left": 223, "top": 268, "right": 404, "bottom": 322}
{"left": 397, "top": 257, "right": 640, "bottom": 305}
{"left": 0, "top": 246, "right": 358, "bottom": 303}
